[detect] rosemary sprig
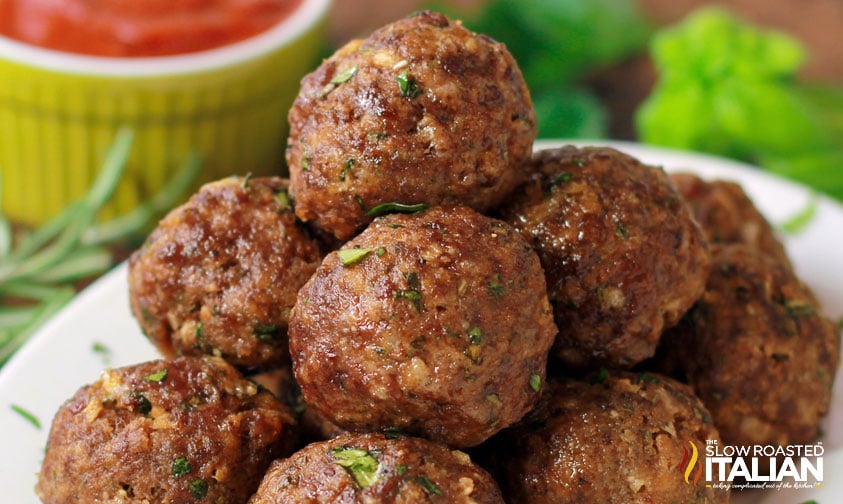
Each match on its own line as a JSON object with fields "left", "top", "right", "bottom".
{"left": 0, "top": 128, "right": 201, "bottom": 365}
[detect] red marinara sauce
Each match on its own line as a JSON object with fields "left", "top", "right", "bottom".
{"left": 0, "top": 0, "right": 303, "bottom": 57}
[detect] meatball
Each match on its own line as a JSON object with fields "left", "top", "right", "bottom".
{"left": 249, "top": 433, "right": 505, "bottom": 503}
{"left": 128, "top": 176, "right": 323, "bottom": 372}
{"left": 36, "top": 356, "right": 298, "bottom": 503}
{"left": 289, "top": 205, "right": 557, "bottom": 447}
{"left": 287, "top": 10, "right": 536, "bottom": 240}
{"left": 670, "top": 172, "right": 791, "bottom": 266}
{"left": 500, "top": 372, "right": 728, "bottom": 504}
{"left": 660, "top": 244, "right": 840, "bottom": 450}
{"left": 500, "top": 146, "right": 710, "bottom": 370}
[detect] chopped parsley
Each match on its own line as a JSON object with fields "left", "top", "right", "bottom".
{"left": 639, "top": 372, "right": 660, "bottom": 384}
{"left": 253, "top": 325, "right": 282, "bottom": 343}
{"left": 376, "top": 247, "right": 387, "bottom": 257}
{"left": 615, "top": 222, "right": 629, "bottom": 239}
{"left": 331, "top": 65, "right": 358, "bottom": 84}
{"left": 92, "top": 341, "right": 111, "bottom": 365}
{"left": 591, "top": 367, "right": 610, "bottom": 384}
{"left": 366, "top": 202, "right": 428, "bottom": 217}
{"left": 10, "top": 404, "right": 41, "bottom": 430}
{"left": 779, "top": 196, "right": 817, "bottom": 235}
{"left": 487, "top": 274, "right": 504, "bottom": 297}
{"left": 549, "top": 172, "right": 573, "bottom": 188}
{"left": 468, "top": 326, "right": 483, "bottom": 344}
{"left": 188, "top": 479, "right": 208, "bottom": 499}
{"left": 338, "top": 247, "right": 373, "bottom": 266}
{"left": 332, "top": 446, "right": 381, "bottom": 488}
{"left": 414, "top": 475, "right": 442, "bottom": 495}
{"left": 172, "top": 457, "right": 191, "bottom": 478}
{"left": 395, "top": 464, "right": 408, "bottom": 476}
{"left": 131, "top": 391, "right": 152, "bottom": 416}
{"left": 395, "top": 272, "right": 423, "bottom": 311}
{"left": 397, "top": 69, "right": 422, "bottom": 99}
{"left": 274, "top": 189, "right": 291, "bottom": 211}
{"left": 340, "top": 158, "right": 356, "bottom": 181}
{"left": 529, "top": 373, "right": 542, "bottom": 393}
{"left": 143, "top": 369, "right": 168, "bottom": 383}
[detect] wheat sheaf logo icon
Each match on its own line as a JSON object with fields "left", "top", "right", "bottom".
{"left": 679, "top": 441, "right": 703, "bottom": 485}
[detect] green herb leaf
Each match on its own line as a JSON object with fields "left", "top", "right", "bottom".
{"left": 10, "top": 404, "right": 41, "bottom": 429}
{"left": 395, "top": 464, "right": 408, "bottom": 476}
{"left": 331, "top": 65, "right": 358, "bottom": 84}
{"left": 253, "top": 325, "right": 282, "bottom": 342}
{"left": 143, "top": 369, "right": 168, "bottom": 383}
{"left": 338, "top": 247, "right": 373, "bottom": 266}
{"left": 397, "top": 70, "right": 422, "bottom": 99}
{"left": 779, "top": 196, "right": 817, "bottom": 235}
{"left": 172, "top": 457, "right": 191, "bottom": 478}
{"left": 332, "top": 446, "right": 381, "bottom": 488}
{"left": 529, "top": 373, "right": 542, "bottom": 392}
{"left": 366, "top": 202, "right": 428, "bottom": 217}
{"left": 550, "top": 172, "right": 573, "bottom": 187}
{"left": 132, "top": 391, "right": 152, "bottom": 416}
{"left": 188, "top": 479, "right": 208, "bottom": 499}
{"left": 591, "top": 367, "right": 610, "bottom": 384}
{"left": 639, "top": 372, "right": 660, "bottom": 384}
{"left": 340, "top": 158, "right": 356, "bottom": 181}
{"left": 274, "top": 189, "right": 291, "bottom": 212}
{"left": 414, "top": 475, "right": 442, "bottom": 496}
{"left": 376, "top": 247, "right": 387, "bottom": 257}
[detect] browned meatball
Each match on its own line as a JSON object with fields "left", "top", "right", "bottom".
{"left": 249, "top": 433, "right": 505, "bottom": 503}
{"left": 500, "top": 146, "right": 710, "bottom": 370}
{"left": 128, "top": 176, "right": 323, "bottom": 372}
{"left": 36, "top": 356, "right": 298, "bottom": 503}
{"left": 289, "top": 205, "right": 557, "bottom": 447}
{"left": 670, "top": 172, "right": 791, "bottom": 266}
{"left": 660, "top": 244, "right": 840, "bottom": 450}
{"left": 287, "top": 10, "right": 536, "bottom": 240}
{"left": 500, "top": 372, "right": 729, "bottom": 504}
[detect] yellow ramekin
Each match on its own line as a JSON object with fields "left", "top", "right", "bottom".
{"left": 0, "top": 0, "right": 330, "bottom": 225}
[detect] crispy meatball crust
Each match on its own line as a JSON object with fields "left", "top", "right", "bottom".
{"left": 289, "top": 205, "right": 557, "bottom": 447}
{"left": 128, "top": 176, "right": 323, "bottom": 372}
{"left": 287, "top": 10, "right": 536, "bottom": 240}
{"left": 36, "top": 356, "right": 298, "bottom": 504}
{"left": 500, "top": 146, "right": 710, "bottom": 370}
{"left": 249, "top": 433, "right": 505, "bottom": 503}
{"left": 501, "top": 372, "right": 728, "bottom": 504}
{"left": 670, "top": 172, "right": 791, "bottom": 267}
{"left": 661, "top": 244, "right": 840, "bottom": 449}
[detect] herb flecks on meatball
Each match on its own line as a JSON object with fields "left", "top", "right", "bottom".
{"left": 36, "top": 356, "right": 298, "bottom": 503}
{"left": 289, "top": 205, "right": 557, "bottom": 447}
{"left": 128, "top": 176, "right": 323, "bottom": 372}
{"left": 249, "top": 433, "right": 505, "bottom": 503}
{"left": 501, "top": 372, "right": 728, "bottom": 503}
{"left": 501, "top": 146, "right": 710, "bottom": 370}
{"left": 287, "top": 10, "right": 536, "bottom": 240}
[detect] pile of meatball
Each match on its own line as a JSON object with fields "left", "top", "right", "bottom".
{"left": 37, "top": 11, "right": 839, "bottom": 504}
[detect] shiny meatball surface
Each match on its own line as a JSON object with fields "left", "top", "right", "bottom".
{"left": 287, "top": 10, "right": 536, "bottom": 240}
{"left": 289, "top": 206, "right": 557, "bottom": 447}
{"left": 249, "top": 433, "right": 505, "bottom": 503}
{"left": 501, "top": 146, "right": 710, "bottom": 370}
{"left": 501, "top": 372, "right": 728, "bottom": 504}
{"left": 128, "top": 176, "right": 322, "bottom": 371}
{"left": 670, "top": 172, "right": 791, "bottom": 266}
{"left": 36, "top": 356, "right": 298, "bottom": 504}
{"left": 661, "top": 244, "right": 840, "bottom": 450}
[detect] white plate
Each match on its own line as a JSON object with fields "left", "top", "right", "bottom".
{"left": 1, "top": 141, "right": 841, "bottom": 503}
